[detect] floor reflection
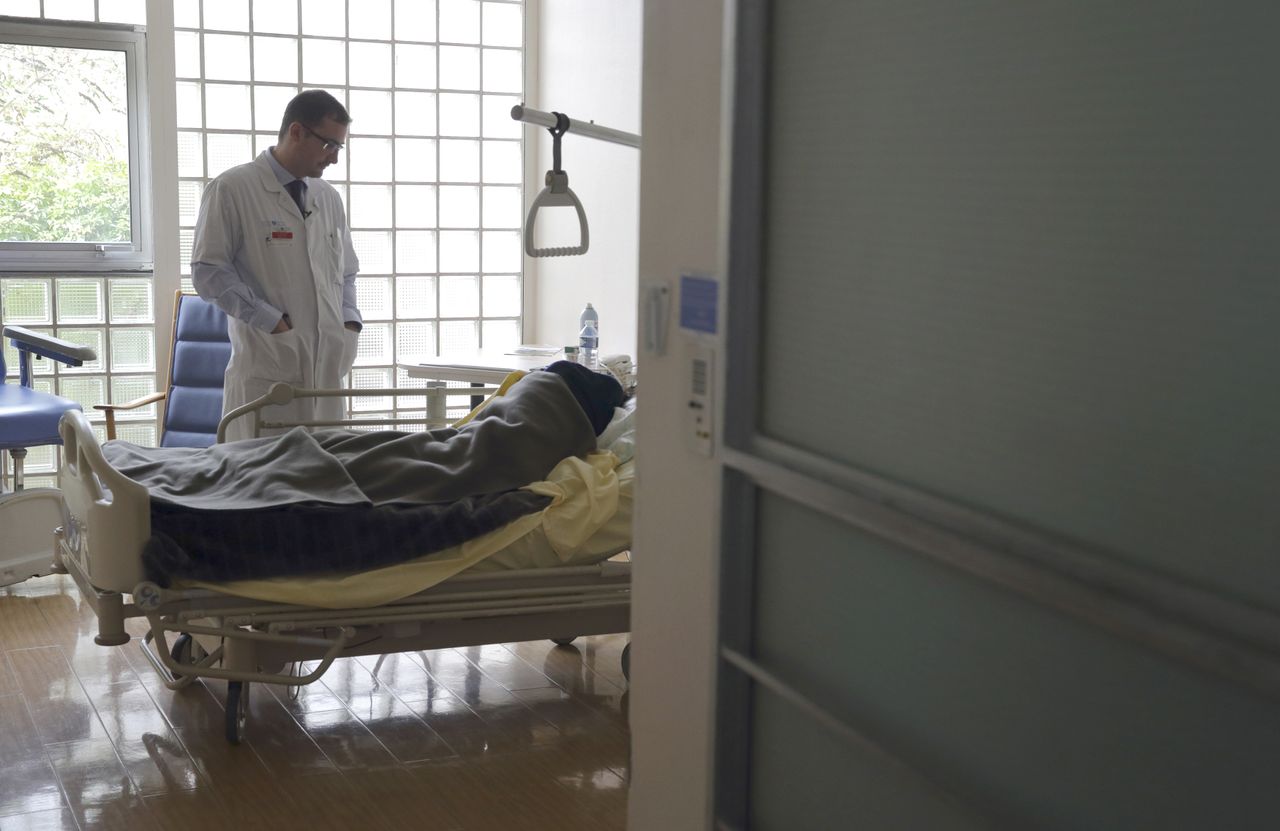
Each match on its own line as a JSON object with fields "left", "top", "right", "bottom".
{"left": 1, "top": 575, "right": 630, "bottom": 830}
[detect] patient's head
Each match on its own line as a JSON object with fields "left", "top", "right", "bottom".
{"left": 540, "top": 361, "right": 626, "bottom": 435}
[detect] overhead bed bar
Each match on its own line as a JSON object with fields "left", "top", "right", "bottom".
{"left": 511, "top": 104, "right": 641, "bottom": 258}
{"left": 511, "top": 104, "right": 641, "bottom": 149}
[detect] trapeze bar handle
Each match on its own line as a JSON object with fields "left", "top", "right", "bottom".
{"left": 524, "top": 169, "right": 590, "bottom": 258}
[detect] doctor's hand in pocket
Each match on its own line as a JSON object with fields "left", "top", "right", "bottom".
{"left": 342, "top": 323, "right": 360, "bottom": 373}
{"left": 272, "top": 314, "right": 293, "bottom": 333}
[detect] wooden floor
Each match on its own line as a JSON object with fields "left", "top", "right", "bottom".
{"left": 0, "top": 574, "right": 630, "bottom": 830}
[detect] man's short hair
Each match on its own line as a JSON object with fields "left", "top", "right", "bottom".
{"left": 278, "top": 89, "right": 352, "bottom": 142}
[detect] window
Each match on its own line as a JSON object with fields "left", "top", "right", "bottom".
{"left": 1, "top": 6, "right": 156, "bottom": 487}
{"left": 0, "top": 17, "right": 152, "bottom": 271}
{"left": 175, "top": 0, "right": 526, "bottom": 421}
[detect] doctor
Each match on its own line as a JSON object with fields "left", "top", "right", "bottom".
{"left": 192, "top": 89, "right": 361, "bottom": 442}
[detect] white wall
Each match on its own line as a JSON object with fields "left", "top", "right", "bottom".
{"left": 628, "top": 2, "right": 726, "bottom": 829}
{"left": 146, "top": 0, "right": 180, "bottom": 387}
{"left": 528, "top": 0, "right": 642, "bottom": 358}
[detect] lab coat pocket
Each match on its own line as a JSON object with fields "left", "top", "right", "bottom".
{"left": 342, "top": 327, "right": 360, "bottom": 375}
{"left": 251, "top": 327, "right": 305, "bottom": 385}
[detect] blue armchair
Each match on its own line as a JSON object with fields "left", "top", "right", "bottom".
{"left": 97, "top": 292, "right": 231, "bottom": 447}
{"left": 0, "top": 325, "right": 96, "bottom": 586}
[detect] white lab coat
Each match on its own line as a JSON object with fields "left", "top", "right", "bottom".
{"left": 192, "top": 153, "right": 360, "bottom": 442}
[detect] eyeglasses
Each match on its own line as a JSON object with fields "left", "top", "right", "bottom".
{"left": 300, "top": 123, "right": 344, "bottom": 153}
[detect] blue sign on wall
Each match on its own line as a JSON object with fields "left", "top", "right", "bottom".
{"left": 679, "top": 275, "right": 718, "bottom": 335}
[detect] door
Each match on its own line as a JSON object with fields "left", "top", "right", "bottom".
{"left": 711, "top": 1, "right": 1280, "bottom": 828}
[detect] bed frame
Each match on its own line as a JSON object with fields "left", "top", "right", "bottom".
{"left": 53, "top": 383, "right": 631, "bottom": 743}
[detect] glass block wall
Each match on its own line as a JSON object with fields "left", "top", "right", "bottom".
{"left": 0, "top": 0, "right": 154, "bottom": 489}
{"left": 0, "top": 278, "right": 159, "bottom": 487}
{"left": 174, "top": 0, "right": 526, "bottom": 421}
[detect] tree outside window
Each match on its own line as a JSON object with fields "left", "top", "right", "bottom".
{"left": 0, "top": 42, "right": 130, "bottom": 244}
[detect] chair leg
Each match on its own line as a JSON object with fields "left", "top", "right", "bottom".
{"left": 9, "top": 448, "right": 26, "bottom": 492}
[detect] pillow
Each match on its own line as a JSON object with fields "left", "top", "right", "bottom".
{"left": 597, "top": 396, "right": 637, "bottom": 463}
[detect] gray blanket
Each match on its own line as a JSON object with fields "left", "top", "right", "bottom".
{"left": 101, "top": 372, "right": 597, "bottom": 584}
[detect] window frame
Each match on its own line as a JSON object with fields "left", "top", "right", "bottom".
{"left": 0, "top": 16, "right": 153, "bottom": 273}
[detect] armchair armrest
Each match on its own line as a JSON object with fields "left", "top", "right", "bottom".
{"left": 95, "top": 391, "right": 167, "bottom": 440}
{"left": 3, "top": 325, "right": 98, "bottom": 366}
{"left": 96, "top": 391, "right": 167, "bottom": 413}
{"left": 94, "top": 391, "right": 167, "bottom": 441}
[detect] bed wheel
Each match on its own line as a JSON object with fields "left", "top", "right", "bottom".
{"left": 226, "top": 681, "right": 249, "bottom": 744}
{"left": 170, "top": 634, "right": 194, "bottom": 666}
{"left": 551, "top": 637, "right": 577, "bottom": 646}
{"left": 621, "top": 641, "right": 631, "bottom": 682}
{"left": 168, "top": 633, "right": 205, "bottom": 684}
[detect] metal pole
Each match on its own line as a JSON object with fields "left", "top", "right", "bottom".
{"left": 510, "top": 104, "right": 641, "bottom": 148}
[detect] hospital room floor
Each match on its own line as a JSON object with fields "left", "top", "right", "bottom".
{"left": 0, "top": 574, "right": 630, "bottom": 830}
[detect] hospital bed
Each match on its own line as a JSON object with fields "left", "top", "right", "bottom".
{"left": 54, "top": 380, "right": 635, "bottom": 743}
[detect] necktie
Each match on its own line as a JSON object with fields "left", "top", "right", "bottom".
{"left": 285, "top": 179, "right": 307, "bottom": 216}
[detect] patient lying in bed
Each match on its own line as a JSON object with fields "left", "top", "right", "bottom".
{"left": 102, "top": 362, "right": 626, "bottom": 586}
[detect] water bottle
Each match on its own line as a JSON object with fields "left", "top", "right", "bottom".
{"left": 579, "top": 303, "right": 599, "bottom": 347}
{"left": 578, "top": 303, "right": 599, "bottom": 368}
{"left": 579, "top": 321, "right": 599, "bottom": 369}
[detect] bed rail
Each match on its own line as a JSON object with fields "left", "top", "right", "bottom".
{"left": 217, "top": 383, "right": 500, "bottom": 442}
{"left": 132, "top": 562, "right": 631, "bottom": 688}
